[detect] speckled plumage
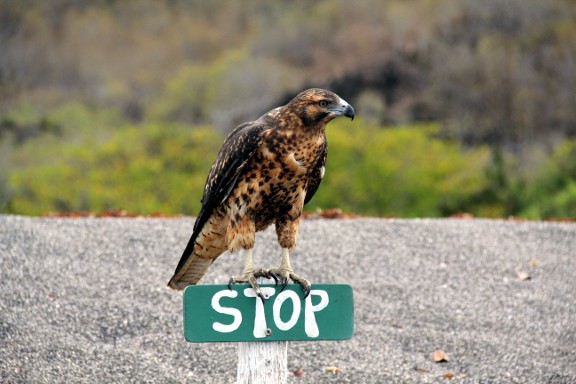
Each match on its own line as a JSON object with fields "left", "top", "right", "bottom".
{"left": 168, "top": 88, "right": 354, "bottom": 291}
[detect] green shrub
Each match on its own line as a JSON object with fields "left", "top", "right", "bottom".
{"left": 308, "top": 121, "right": 491, "bottom": 217}
{"left": 4, "top": 118, "right": 574, "bottom": 219}
{"left": 519, "top": 140, "right": 576, "bottom": 219}
{"left": 6, "top": 123, "right": 222, "bottom": 215}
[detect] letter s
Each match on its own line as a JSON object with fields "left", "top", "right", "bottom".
{"left": 211, "top": 290, "right": 242, "bottom": 333}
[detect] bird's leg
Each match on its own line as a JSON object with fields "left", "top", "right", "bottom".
{"left": 228, "top": 248, "right": 268, "bottom": 302}
{"left": 266, "top": 248, "right": 311, "bottom": 298}
{"left": 278, "top": 247, "right": 294, "bottom": 287}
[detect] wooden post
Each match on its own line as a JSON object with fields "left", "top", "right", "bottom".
{"left": 237, "top": 278, "right": 288, "bottom": 384}
{"left": 237, "top": 341, "right": 288, "bottom": 384}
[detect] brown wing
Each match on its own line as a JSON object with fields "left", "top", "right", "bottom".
{"left": 304, "top": 135, "right": 327, "bottom": 205}
{"left": 167, "top": 121, "right": 266, "bottom": 288}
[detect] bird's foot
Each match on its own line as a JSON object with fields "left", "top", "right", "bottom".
{"left": 227, "top": 268, "right": 311, "bottom": 301}
{"left": 258, "top": 267, "right": 311, "bottom": 299}
{"left": 228, "top": 269, "right": 274, "bottom": 303}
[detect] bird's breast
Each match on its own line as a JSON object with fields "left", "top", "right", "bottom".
{"left": 227, "top": 130, "right": 325, "bottom": 228}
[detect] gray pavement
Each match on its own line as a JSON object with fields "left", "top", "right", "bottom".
{"left": 1, "top": 215, "right": 575, "bottom": 383}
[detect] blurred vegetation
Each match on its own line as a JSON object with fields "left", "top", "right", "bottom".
{"left": 1, "top": 0, "right": 575, "bottom": 218}
{"left": 6, "top": 121, "right": 222, "bottom": 214}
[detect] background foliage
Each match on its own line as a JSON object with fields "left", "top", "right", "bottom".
{"left": 1, "top": 0, "right": 575, "bottom": 218}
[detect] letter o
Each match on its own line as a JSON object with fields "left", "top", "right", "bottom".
{"left": 273, "top": 290, "right": 301, "bottom": 331}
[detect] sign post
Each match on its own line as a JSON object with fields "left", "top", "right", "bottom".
{"left": 237, "top": 339, "right": 288, "bottom": 383}
{"left": 183, "top": 284, "right": 354, "bottom": 383}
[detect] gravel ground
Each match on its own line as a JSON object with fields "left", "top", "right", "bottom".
{"left": 1, "top": 215, "right": 575, "bottom": 383}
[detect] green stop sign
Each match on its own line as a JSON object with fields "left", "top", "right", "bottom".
{"left": 182, "top": 284, "right": 354, "bottom": 342}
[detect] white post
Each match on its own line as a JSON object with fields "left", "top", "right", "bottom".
{"left": 236, "top": 277, "right": 288, "bottom": 384}
{"left": 236, "top": 341, "right": 288, "bottom": 384}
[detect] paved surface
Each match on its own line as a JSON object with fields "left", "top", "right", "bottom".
{"left": 1, "top": 215, "right": 575, "bottom": 383}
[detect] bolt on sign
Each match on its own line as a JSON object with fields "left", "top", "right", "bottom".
{"left": 183, "top": 284, "right": 354, "bottom": 342}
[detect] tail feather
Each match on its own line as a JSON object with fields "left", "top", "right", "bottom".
{"left": 168, "top": 212, "right": 228, "bottom": 291}
{"left": 167, "top": 255, "right": 213, "bottom": 291}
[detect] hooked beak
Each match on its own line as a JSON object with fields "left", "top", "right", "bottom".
{"left": 331, "top": 97, "right": 355, "bottom": 121}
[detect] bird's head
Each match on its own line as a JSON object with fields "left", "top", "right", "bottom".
{"left": 286, "top": 88, "right": 355, "bottom": 127}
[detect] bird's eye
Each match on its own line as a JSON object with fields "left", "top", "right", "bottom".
{"left": 319, "top": 100, "right": 329, "bottom": 108}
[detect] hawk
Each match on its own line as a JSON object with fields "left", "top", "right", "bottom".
{"left": 167, "top": 88, "right": 355, "bottom": 300}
